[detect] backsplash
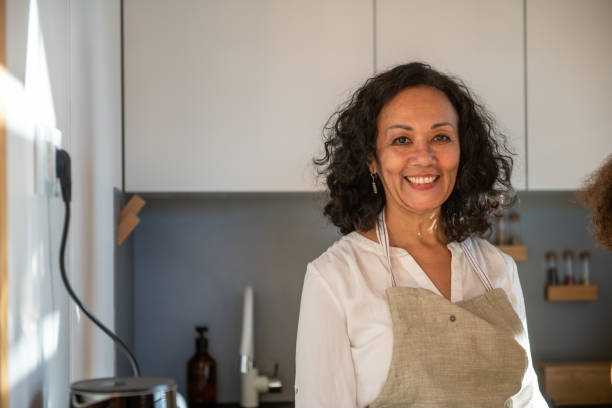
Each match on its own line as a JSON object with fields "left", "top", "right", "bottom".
{"left": 115, "top": 191, "right": 612, "bottom": 403}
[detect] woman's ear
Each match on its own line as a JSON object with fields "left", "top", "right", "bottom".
{"left": 367, "top": 156, "right": 378, "bottom": 175}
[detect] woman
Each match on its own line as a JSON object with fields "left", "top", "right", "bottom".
{"left": 295, "top": 63, "right": 548, "bottom": 407}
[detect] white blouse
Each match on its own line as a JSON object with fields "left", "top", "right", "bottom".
{"left": 295, "top": 232, "right": 548, "bottom": 407}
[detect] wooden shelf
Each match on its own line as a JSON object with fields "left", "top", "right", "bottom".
{"left": 546, "top": 285, "right": 598, "bottom": 301}
{"left": 496, "top": 245, "right": 527, "bottom": 261}
{"left": 536, "top": 361, "right": 612, "bottom": 406}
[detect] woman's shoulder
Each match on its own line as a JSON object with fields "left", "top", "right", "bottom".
{"left": 307, "top": 231, "right": 379, "bottom": 283}
{"left": 470, "top": 236, "right": 514, "bottom": 266}
{"left": 460, "top": 236, "right": 517, "bottom": 282}
{"left": 466, "top": 238, "right": 526, "bottom": 320}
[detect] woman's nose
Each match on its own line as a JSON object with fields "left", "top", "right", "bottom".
{"left": 408, "top": 141, "right": 436, "bottom": 165}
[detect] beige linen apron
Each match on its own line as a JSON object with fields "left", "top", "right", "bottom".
{"left": 369, "top": 212, "right": 529, "bottom": 408}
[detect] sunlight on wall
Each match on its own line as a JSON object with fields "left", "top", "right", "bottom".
{"left": 6, "top": 0, "right": 63, "bottom": 395}
{"left": 8, "top": 310, "right": 59, "bottom": 388}
{"left": 2, "top": 69, "right": 32, "bottom": 141}
{"left": 24, "top": 0, "right": 55, "bottom": 128}
{"left": 1, "top": 0, "right": 59, "bottom": 142}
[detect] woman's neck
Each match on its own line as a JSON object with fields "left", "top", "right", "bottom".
{"left": 384, "top": 205, "right": 447, "bottom": 248}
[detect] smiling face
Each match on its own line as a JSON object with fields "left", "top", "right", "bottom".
{"left": 370, "top": 86, "right": 460, "bottom": 217}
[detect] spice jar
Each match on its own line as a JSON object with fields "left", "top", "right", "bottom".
{"left": 562, "top": 250, "right": 575, "bottom": 285}
{"left": 508, "top": 212, "right": 522, "bottom": 245}
{"left": 545, "top": 251, "right": 559, "bottom": 286}
{"left": 494, "top": 213, "right": 507, "bottom": 245}
{"left": 579, "top": 251, "right": 591, "bottom": 285}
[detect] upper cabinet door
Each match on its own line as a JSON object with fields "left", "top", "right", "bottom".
{"left": 124, "top": 0, "right": 373, "bottom": 192}
{"left": 376, "top": 0, "right": 526, "bottom": 190}
{"left": 527, "top": 0, "right": 612, "bottom": 190}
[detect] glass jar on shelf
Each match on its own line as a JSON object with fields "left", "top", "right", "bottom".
{"left": 579, "top": 251, "right": 591, "bottom": 285}
{"left": 562, "top": 250, "right": 575, "bottom": 285}
{"left": 545, "top": 251, "right": 559, "bottom": 286}
{"left": 508, "top": 212, "right": 522, "bottom": 245}
{"left": 494, "top": 213, "right": 507, "bottom": 245}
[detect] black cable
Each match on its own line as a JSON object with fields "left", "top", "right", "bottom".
{"left": 57, "top": 149, "right": 140, "bottom": 376}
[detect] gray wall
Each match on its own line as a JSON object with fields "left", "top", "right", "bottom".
{"left": 512, "top": 192, "right": 612, "bottom": 361}
{"left": 128, "top": 192, "right": 612, "bottom": 403}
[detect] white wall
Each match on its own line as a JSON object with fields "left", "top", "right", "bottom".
{"left": 5, "top": 0, "right": 122, "bottom": 406}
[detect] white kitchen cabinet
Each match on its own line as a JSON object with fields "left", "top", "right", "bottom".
{"left": 124, "top": 0, "right": 373, "bottom": 192}
{"left": 526, "top": 0, "right": 612, "bottom": 190}
{"left": 376, "top": 0, "right": 526, "bottom": 190}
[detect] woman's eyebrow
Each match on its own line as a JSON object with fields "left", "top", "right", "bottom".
{"left": 386, "top": 122, "right": 455, "bottom": 131}
{"left": 431, "top": 122, "right": 455, "bottom": 129}
{"left": 386, "top": 124, "right": 413, "bottom": 131}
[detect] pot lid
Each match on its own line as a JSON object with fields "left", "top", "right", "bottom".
{"left": 71, "top": 377, "right": 176, "bottom": 395}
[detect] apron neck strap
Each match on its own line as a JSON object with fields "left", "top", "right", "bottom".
{"left": 375, "top": 210, "right": 398, "bottom": 287}
{"left": 375, "top": 209, "right": 493, "bottom": 292}
{"left": 459, "top": 239, "right": 495, "bottom": 292}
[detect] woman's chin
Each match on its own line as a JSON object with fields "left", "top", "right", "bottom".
{"left": 394, "top": 189, "right": 447, "bottom": 214}
{"left": 392, "top": 200, "right": 443, "bottom": 216}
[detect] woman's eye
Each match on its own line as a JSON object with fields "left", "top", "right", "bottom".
{"left": 393, "top": 136, "right": 410, "bottom": 144}
{"left": 433, "top": 134, "right": 451, "bottom": 142}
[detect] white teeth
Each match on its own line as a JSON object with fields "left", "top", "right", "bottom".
{"left": 406, "top": 176, "right": 438, "bottom": 184}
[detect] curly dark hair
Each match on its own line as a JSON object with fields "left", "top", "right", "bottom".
{"left": 314, "top": 62, "right": 515, "bottom": 241}
{"left": 576, "top": 154, "right": 612, "bottom": 251}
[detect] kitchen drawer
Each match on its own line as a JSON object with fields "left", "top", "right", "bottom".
{"left": 536, "top": 361, "right": 612, "bottom": 406}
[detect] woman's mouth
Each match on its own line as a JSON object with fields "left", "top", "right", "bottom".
{"left": 405, "top": 175, "right": 439, "bottom": 184}
{"left": 404, "top": 175, "right": 440, "bottom": 190}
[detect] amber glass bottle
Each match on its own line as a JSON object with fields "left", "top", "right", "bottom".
{"left": 187, "top": 326, "right": 217, "bottom": 407}
{"left": 545, "top": 251, "right": 559, "bottom": 286}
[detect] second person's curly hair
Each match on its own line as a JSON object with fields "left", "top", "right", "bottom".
{"left": 576, "top": 154, "right": 612, "bottom": 251}
{"left": 315, "top": 62, "right": 516, "bottom": 242}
